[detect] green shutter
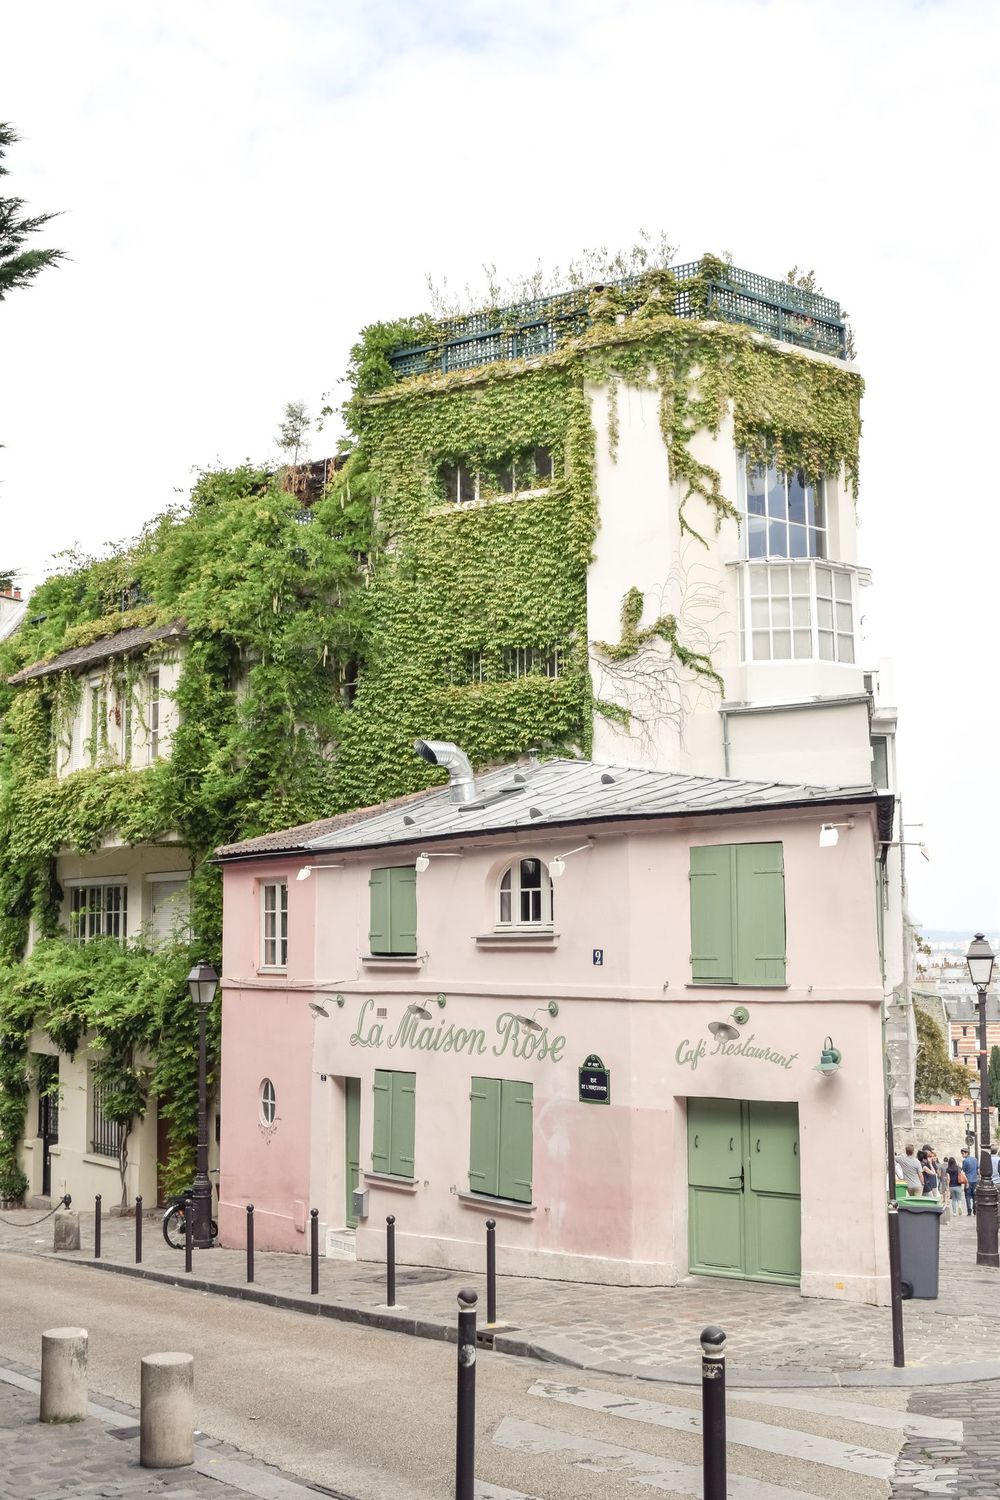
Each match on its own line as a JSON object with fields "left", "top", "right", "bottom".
{"left": 734, "top": 843, "right": 786, "bottom": 985}
{"left": 388, "top": 866, "right": 417, "bottom": 955}
{"left": 371, "top": 1070, "right": 392, "bottom": 1173}
{"left": 690, "top": 845, "right": 735, "bottom": 982}
{"left": 389, "top": 1071, "right": 416, "bottom": 1178}
{"left": 369, "top": 868, "right": 390, "bottom": 954}
{"left": 469, "top": 1077, "right": 501, "bottom": 1196}
{"left": 498, "top": 1080, "right": 533, "bottom": 1203}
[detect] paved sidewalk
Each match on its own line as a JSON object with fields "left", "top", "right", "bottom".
{"left": 0, "top": 1357, "right": 340, "bottom": 1499}
{"left": 2, "top": 1203, "right": 997, "bottom": 1388}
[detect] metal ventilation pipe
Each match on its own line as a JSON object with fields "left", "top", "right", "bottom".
{"left": 413, "top": 739, "right": 477, "bottom": 805}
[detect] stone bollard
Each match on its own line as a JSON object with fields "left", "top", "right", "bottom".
{"left": 40, "top": 1327, "right": 88, "bottom": 1422}
{"left": 140, "top": 1353, "right": 194, "bottom": 1468}
{"left": 53, "top": 1211, "right": 81, "bottom": 1253}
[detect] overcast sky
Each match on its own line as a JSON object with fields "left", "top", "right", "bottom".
{"left": 1, "top": 0, "right": 996, "bottom": 929}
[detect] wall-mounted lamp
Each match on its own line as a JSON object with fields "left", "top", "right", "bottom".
{"left": 708, "top": 1006, "right": 750, "bottom": 1042}
{"left": 406, "top": 995, "right": 447, "bottom": 1021}
{"left": 415, "top": 851, "right": 464, "bottom": 873}
{"left": 514, "top": 1001, "right": 560, "bottom": 1032}
{"left": 309, "top": 994, "right": 346, "bottom": 1018}
{"left": 815, "top": 1036, "right": 842, "bottom": 1075}
{"left": 819, "top": 820, "right": 854, "bottom": 848}
{"left": 297, "top": 863, "right": 344, "bottom": 881}
{"left": 880, "top": 839, "right": 931, "bottom": 862}
{"left": 549, "top": 843, "right": 593, "bottom": 880}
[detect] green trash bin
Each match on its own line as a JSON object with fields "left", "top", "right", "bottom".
{"left": 897, "top": 1198, "right": 944, "bottom": 1298}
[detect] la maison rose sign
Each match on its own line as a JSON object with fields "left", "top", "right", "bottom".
{"left": 349, "top": 998, "right": 567, "bottom": 1063}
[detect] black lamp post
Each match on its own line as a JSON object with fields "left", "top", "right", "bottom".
{"left": 966, "top": 933, "right": 997, "bottom": 1266}
{"left": 187, "top": 960, "right": 218, "bottom": 1249}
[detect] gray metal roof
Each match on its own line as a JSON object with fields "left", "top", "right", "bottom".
{"left": 8, "top": 619, "right": 185, "bottom": 684}
{"left": 304, "top": 757, "right": 886, "bottom": 855}
{"left": 944, "top": 995, "right": 1000, "bottom": 1025}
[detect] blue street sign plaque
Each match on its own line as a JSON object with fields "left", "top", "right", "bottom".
{"left": 579, "top": 1054, "right": 611, "bottom": 1105}
{"left": 592, "top": 948, "right": 604, "bottom": 966}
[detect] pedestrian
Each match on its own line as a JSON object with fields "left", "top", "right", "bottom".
{"left": 898, "top": 1144, "right": 924, "bottom": 1197}
{"left": 919, "top": 1150, "right": 938, "bottom": 1197}
{"left": 946, "top": 1157, "right": 964, "bottom": 1217}
{"left": 992, "top": 1145, "right": 1000, "bottom": 1184}
{"left": 962, "top": 1146, "right": 978, "bottom": 1214}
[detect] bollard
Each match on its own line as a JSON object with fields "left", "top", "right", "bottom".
{"left": 455, "top": 1288, "right": 478, "bottom": 1500}
{"left": 40, "top": 1327, "right": 88, "bottom": 1423}
{"left": 94, "top": 1194, "right": 102, "bottom": 1259}
{"left": 386, "top": 1215, "right": 396, "bottom": 1308}
{"left": 485, "top": 1218, "right": 497, "bottom": 1325}
{"left": 310, "top": 1208, "right": 319, "bottom": 1295}
{"left": 184, "top": 1193, "right": 193, "bottom": 1274}
{"left": 53, "top": 1209, "right": 81, "bottom": 1252}
{"left": 139, "top": 1352, "right": 194, "bottom": 1468}
{"left": 246, "top": 1203, "right": 255, "bottom": 1284}
{"left": 701, "top": 1325, "right": 727, "bottom": 1500}
{"left": 135, "top": 1195, "right": 143, "bottom": 1264}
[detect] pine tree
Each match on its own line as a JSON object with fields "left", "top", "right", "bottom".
{"left": 0, "top": 123, "right": 64, "bottom": 302}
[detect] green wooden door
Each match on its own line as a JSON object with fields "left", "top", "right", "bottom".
{"left": 345, "top": 1077, "right": 361, "bottom": 1228}
{"left": 688, "top": 1097, "right": 800, "bottom": 1285}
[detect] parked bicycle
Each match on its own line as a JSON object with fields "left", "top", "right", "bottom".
{"left": 162, "top": 1171, "right": 219, "bottom": 1248}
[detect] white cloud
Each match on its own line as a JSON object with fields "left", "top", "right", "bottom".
{"left": 0, "top": 0, "right": 996, "bottom": 925}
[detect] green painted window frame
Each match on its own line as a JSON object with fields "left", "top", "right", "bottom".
{"left": 371, "top": 1069, "right": 416, "bottom": 1179}
{"left": 469, "top": 1076, "right": 533, "bottom": 1203}
{"left": 689, "top": 842, "right": 786, "bottom": 986}
{"left": 369, "top": 865, "right": 417, "bottom": 956}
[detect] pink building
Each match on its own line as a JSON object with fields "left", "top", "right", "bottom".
{"left": 217, "top": 747, "right": 893, "bottom": 1304}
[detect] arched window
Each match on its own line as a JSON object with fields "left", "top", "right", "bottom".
{"left": 498, "top": 859, "right": 554, "bottom": 928}
{"left": 259, "top": 1078, "right": 276, "bottom": 1126}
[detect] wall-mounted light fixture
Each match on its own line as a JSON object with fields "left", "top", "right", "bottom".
{"left": 819, "top": 820, "right": 854, "bottom": 848}
{"left": 708, "top": 1006, "right": 750, "bottom": 1041}
{"left": 308, "top": 994, "right": 346, "bottom": 1019}
{"left": 406, "top": 995, "right": 447, "bottom": 1021}
{"left": 414, "top": 851, "right": 464, "bottom": 873}
{"left": 549, "top": 843, "right": 594, "bottom": 880}
{"left": 297, "top": 863, "right": 344, "bottom": 881}
{"left": 815, "top": 1036, "right": 842, "bottom": 1075}
{"left": 514, "top": 1001, "right": 560, "bottom": 1033}
{"left": 879, "top": 839, "right": 931, "bottom": 862}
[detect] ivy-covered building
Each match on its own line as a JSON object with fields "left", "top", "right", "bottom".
{"left": 0, "top": 254, "right": 914, "bottom": 1214}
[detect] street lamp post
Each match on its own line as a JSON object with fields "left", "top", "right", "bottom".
{"left": 966, "top": 933, "right": 997, "bottom": 1267}
{"left": 187, "top": 960, "right": 219, "bottom": 1249}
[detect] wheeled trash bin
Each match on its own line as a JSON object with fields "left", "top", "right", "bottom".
{"left": 896, "top": 1198, "right": 943, "bottom": 1298}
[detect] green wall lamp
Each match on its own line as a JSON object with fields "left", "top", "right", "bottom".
{"left": 515, "top": 1001, "right": 560, "bottom": 1033}
{"left": 708, "top": 1006, "right": 750, "bottom": 1041}
{"left": 816, "top": 1037, "right": 843, "bottom": 1075}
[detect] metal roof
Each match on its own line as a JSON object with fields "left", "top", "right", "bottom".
{"left": 301, "top": 757, "right": 887, "bottom": 855}
{"left": 8, "top": 620, "right": 185, "bottom": 684}
{"left": 215, "top": 788, "right": 431, "bottom": 858}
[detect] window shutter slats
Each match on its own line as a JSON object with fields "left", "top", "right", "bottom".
{"left": 469, "top": 1077, "right": 501, "bottom": 1197}
{"left": 734, "top": 843, "right": 786, "bottom": 985}
{"left": 689, "top": 845, "right": 735, "bottom": 982}
{"left": 371, "top": 1070, "right": 392, "bottom": 1173}
{"left": 368, "top": 868, "right": 390, "bottom": 954}
{"left": 390, "top": 1072, "right": 416, "bottom": 1178}
{"left": 388, "top": 866, "right": 418, "bottom": 955}
{"left": 498, "top": 1080, "right": 533, "bottom": 1203}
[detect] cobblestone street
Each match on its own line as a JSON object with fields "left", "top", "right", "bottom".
{"left": 2, "top": 1201, "right": 998, "bottom": 1385}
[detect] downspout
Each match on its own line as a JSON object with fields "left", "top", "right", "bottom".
{"left": 720, "top": 707, "right": 731, "bottom": 778}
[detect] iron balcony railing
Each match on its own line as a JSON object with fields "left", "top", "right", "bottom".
{"left": 388, "top": 262, "right": 847, "bottom": 380}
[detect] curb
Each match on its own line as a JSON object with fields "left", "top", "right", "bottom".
{"left": 39, "top": 1252, "right": 1000, "bottom": 1390}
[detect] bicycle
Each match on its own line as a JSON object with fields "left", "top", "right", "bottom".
{"left": 162, "top": 1173, "right": 219, "bottom": 1248}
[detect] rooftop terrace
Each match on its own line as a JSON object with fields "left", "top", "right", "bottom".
{"left": 388, "top": 259, "right": 848, "bottom": 381}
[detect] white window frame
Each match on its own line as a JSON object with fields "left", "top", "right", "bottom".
{"left": 87, "top": 677, "right": 106, "bottom": 766}
{"left": 260, "top": 881, "right": 288, "bottom": 969}
{"left": 738, "top": 561, "right": 856, "bottom": 664}
{"left": 259, "top": 1078, "right": 276, "bottom": 1125}
{"left": 501, "top": 645, "right": 563, "bottom": 679}
{"left": 67, "top": 879, "right": 129, "bottom": 944}
{"left": 741, "top": 459, "right": 827, "bottom": 561}
{"left": 146, "top": 670, "right": 161, "bottom": 764}
{"left": 442, "top": 447, "right": 555, "bottom": 508}
{"left": 496, "top": 859, "right": 554, "bottom": 930}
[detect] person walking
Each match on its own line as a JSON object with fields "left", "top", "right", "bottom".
{"left": 919, "top": 1150, "right": 938, "bottom": 1197}
{"left": 946, "top": 1157, "right": 964, "bottom": 1217}
{"left": 963, "top": 1146, "right": 979, "bottom": 1214}
{"left": 898, "top": 1144, "right": 924, "bottom": 1197}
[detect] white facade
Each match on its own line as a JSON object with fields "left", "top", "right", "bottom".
{"left": 55, "top": 649, "right": 181, "bottom": 778}
{"left": 582, "top": 346, "right": 913, "bottom": 1129}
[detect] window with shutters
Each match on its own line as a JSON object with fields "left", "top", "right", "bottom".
{"left": 371, "top": 1069, "right": 416, "bottom": 1178}
{"left": 368, "top": 866, "right": 418, "bottom": 956}
{"left": 468, "top": 1077, "right": 533, "bottom": 1203}
{"left": 689, "top": 842, "right": 786, "bottom": 986}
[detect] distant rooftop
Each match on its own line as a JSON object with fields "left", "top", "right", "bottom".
{"left": 388, "top": 261, "right": 848, "bottom": 381}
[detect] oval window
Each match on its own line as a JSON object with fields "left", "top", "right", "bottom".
{"left": 259, "top": 1078, "right": 276, "bottom": 1126}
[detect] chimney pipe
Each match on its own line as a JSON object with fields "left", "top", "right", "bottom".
{"left": 413, "top": 739, "right": 477, "bottom": 805}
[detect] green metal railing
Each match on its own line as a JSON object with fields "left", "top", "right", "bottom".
{"left": 387, "top": 262, "right": 847, "bottom": 379}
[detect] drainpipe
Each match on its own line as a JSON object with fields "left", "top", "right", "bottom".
{"left": 720, "top": 708, "right": 731, "bottom": 778}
